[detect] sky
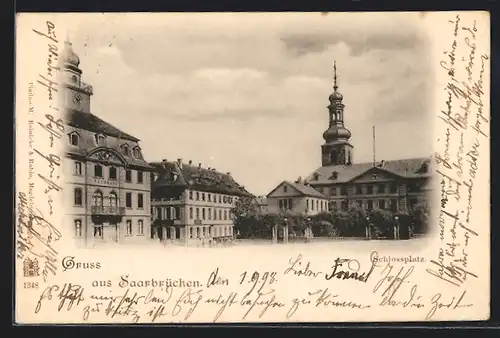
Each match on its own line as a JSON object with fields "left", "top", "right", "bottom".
{"left": 64, "top": 12, "right": 433, "bottom": 196}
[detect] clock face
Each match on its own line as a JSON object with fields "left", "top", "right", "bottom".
{"left": 72, "top": 93, "right": 82, "bottom": 106}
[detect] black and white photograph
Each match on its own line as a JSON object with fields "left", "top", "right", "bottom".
{"left": 62, "top": 13, "right": 434, "bottom": 248}
{"left": 15, "top": 12, "right": 490, "bottom": 324}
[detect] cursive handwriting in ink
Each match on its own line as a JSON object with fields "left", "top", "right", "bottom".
{"left": 206, "top": 267, "right": 229, "bottom": 288}
{"left": 239, "top": 270, "right": 278, "bottom": 298}
{"left": 240, "top": 289, "right": 285, "bottom": 320}
{"left": 57, "top": 283, "right": 84, "bottom": 312}
{"left": 325, "top": 255, "right": 377, "bottom": 283}
{"left": 35, "top": 285, "right": 60, "bottom": 314}
{"left": 284, "top": 253, "right": 322, "bottom": 278}
{"left": 172, "top": 288, "right": 203, "bottom": 320}
{"left": 373, "top": 264, "right": 424, "bottom": 308}
{"left": 426, "top": 290, "right": 473, "bottom": 319}
{"left": 426, "top": 259, "right": 478, "bottom": 287}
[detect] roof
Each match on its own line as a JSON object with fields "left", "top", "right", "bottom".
{"left": 150, "top": 160, "right": 254, "bottom": 198}
{"left": 66, "top": 108, "right": 139, "bottom": 142}
{"left": 306, "top": 157, "right": 432, "bottom": 184}
{"left": 267, "top": 180, "right": 327, "bottom": 199}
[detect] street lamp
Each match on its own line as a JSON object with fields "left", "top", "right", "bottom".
{"left": 394, "top": 215, "right": 400, "bottom": 240}
{"left": 365, "top": 216, "right": 371, "bottom": 240}
{"left": 306, "top": 217, "right": 312, "bottom": 242}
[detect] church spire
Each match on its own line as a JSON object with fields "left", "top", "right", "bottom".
{"left": 333, "top": 60, "right": 338, "bottom": 92}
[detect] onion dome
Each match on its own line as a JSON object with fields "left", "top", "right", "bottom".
{"left": 62, "top": 38, "right": 80, "bottom": 68}
{"left": 323, "top": 125, "right": 351, "bottom": 141}
{"left": 329, "top": 91, "right": 343, "bottom": 102}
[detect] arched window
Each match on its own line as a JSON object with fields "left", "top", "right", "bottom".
{"left": 133, "top": 147, "right": 142, "bottom": 159}
{"left": 109, "top": 192, "right": 117, "bottom": 208}
{"left": 95, "top": 133, "right": 105, "bottom": 145}
{"left": 330, "top": 150, "right": 338, "bottom": 164}
{"left": 69, "top": 132, "right": 79, "bottom": 146}
{"left": 92, "top": 190, "right": 103, "bottom": 207}
{"left": 122, "top": 144, "right": 131, "bottom": 157}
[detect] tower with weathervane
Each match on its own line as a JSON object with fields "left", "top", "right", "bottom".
{"left": 321, "top": 61, "right": 354, "bottom": 166}
{"left": 61, "top": 38, "right": 154, "bottom": 247}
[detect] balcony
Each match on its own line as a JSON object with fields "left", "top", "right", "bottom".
{"left": 91, "top": 206, "right": 125, "bottom": 216}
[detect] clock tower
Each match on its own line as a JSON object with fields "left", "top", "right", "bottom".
{"left": 61, "top": 37, "right": 93, "bottom": 113}
{"left": 321, "top": 61, "right": 354, "bottom": 166}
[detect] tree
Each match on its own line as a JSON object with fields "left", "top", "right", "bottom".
{"left": 410, "top": 201, "right": 430, "bottom": 234}
{"left": 231, "top": 196, "right": 259, "bottom": 238}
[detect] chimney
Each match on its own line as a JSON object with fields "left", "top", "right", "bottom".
{"left": 177, "top": 158, "right": 183, "bottom": 169}
{"left": 378, "top": 160, "right": 385, "bottom": 167}
{"left": 208, "top": 167, "right": 211, "bottom": 170}
{"left": 295, "top": 176, "right": 302, "bottom": 184}
{"left": 226, "top": 172, "right": 231, "bottom": 176}
{"left": 188, "top": 160, "right": 193, "bottom": 165}
{"left": 198, "top": 163, "right": 202, "bottom": 169}
{"left": 161, "top": 159, "right": 168, "bottom": 169}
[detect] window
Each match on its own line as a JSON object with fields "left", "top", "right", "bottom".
{"left": 378, "top": 184, "right": 386, "bottom": 194}
{"left": 126, "top": 193, "right": 132, "bottom": 208}
{"left": 391, "top": 199, "right": 398, "bottom": 212}
{"left": 74, "top": 220, "right": 82, "bottom": 237}
{"left": 331, "top": 187, "right": 338, "bottom": 196}
{"left": 202, "top": 208, "right": 206, "bottom": 220}
{"left": 379, "top": 200, "right": 386, "bottom": 210}
{"left": 283, "top": 186, "right": 288, "bottom": 193}
{"left": 219, "top": 210, "right": 222, "bottom": 220}
{"left": 94, "top": 226, "right": 103, "bottom": 238}
{"left": 311, "top": 200, "right": 314, "bottom": 211}
{"left": 74, "top": 161, "right": 82, "bottom": 175}
{"left": 208, "top": 194, "right": 211, "bottom": 202}
{"left": 138, "top": 220, "right": 144, "bottom": 235}
{"left": 218, "top": 195, "right": 221, "bottom": 203}
{"left": 189, "top": 207, "right": 193, "bottom": 219}
{"left": 214, "top": 209, "right": 217, "bottom": 220}
{"left": 189, "top": 191, "right": 193, "bottom": 199}
{"left": 94, "top": 164, "right": 103, "bottom": 177}
{"left": 356, "top": 200, "right": 362, "bottom": 208}
{"left": 69, "top": 133, "right": 79, "bottom": 146}
{"left": 138, "top": 193, "right": 144, "bottom": 209}
{"left": 208, "top": 208, "right": 212, "bottom": 220}
{"left": 74, "top": 188, "right": 83, "bottom": 206}
{"left": 133, "top": 147, "right": 142, "bottom": 159}
{"left": 196, "top": 192, "right": 200, "bottom": 201}
{"left": 95, "top": 134, "right": 105, "bottom": 145}
{"left": 366, "top": 185, "right": 373, "bottom": 194}
{"left": 355, "top": 185, "right": 361, "bottom": 195}
{"left": 196, "top": 208, "right": 200, "bottom": 219}
{"left": 92, "top": 191, "right": 103, "bottom": 207}
{"left": 122, "top": 144, "right": 131, "bottom": 157}
{"left": 202, "top": 193, "right": 205, "bottom": 201}
{"left": 372, "top": 173, "right": 379, "bottom": 180}
{"left": 224, "top": 210, "right": 228, "bottom": 220}
{"left": 390, "top": 183, "right": 398, "bottom": 193}
{"left": 137, "top": 171, "right": 143, "bottom": 184}
{"left": 126, "top": 220, "right": 132, "bottom": 236}
{"left": 367, "top": 200, "right": 374, "bottom": 210}
{"left": 125, "top": 170, "right": 132, "bottom": 182}
{"left": 109, "top": 192, "right": 117, "bottom": 208}
{"left": 306, "top": 199, "right": 309, "bottom": 211}
{"left": 109, "top": 167, "right": 117, "bottom": 180}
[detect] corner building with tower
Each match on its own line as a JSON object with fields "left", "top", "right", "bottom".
{"left": 304, "top": 62, "right": 433, "bottom": 214}
{"left": 61, "top": 39, "right": 154, "bottom": 247}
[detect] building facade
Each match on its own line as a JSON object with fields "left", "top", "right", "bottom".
{"left": 150, "top": 159, "right": 253, "bottom": 245}
{"left": 304, "top": 62, "right": 432, "bottom": 214}
{"left": 61, "top": 39, "right": 153, "bottom": 247}
{"left": 266, "top": 180, "right": 330, "bottom": 216}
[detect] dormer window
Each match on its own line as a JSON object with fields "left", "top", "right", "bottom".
{"left": 69, "top": 132, "right": 79, "bottom": 146}
{"left": 372, "top": 173, "right": 379, "bottom": 180}
{"left": 313, "top": 173, "right": 320, "bottom": 181}
{"left": 121, "top": 144, "right": 131, "bottom": 157}
{"left": 133, "top": 147, "right": 142, "bottom": 159}
{"left": 330, "top": 171, "right": 338, "bottom": 180}
{"left": 95, "top": 133, "right": 105, "bottom": 146}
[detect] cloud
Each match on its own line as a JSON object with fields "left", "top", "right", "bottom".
{"left": 62, "top": 12, "right": 434, "bottom": 195}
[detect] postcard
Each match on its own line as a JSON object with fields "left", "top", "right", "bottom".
{"left": 14, "top": 11, "right": 490, "bottom": 324}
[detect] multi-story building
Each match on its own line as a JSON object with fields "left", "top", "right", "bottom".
{"left": 61, "top": 39, "right": 153, "bottom": 247}
{"left": 266, "top": 179, "right": 330, "bottom": 216}
{"left": 150, "top": 159, "right": 253, "bottom": 245}
{"left": 304, "top": 62, "right": 432, "bottom": 213}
